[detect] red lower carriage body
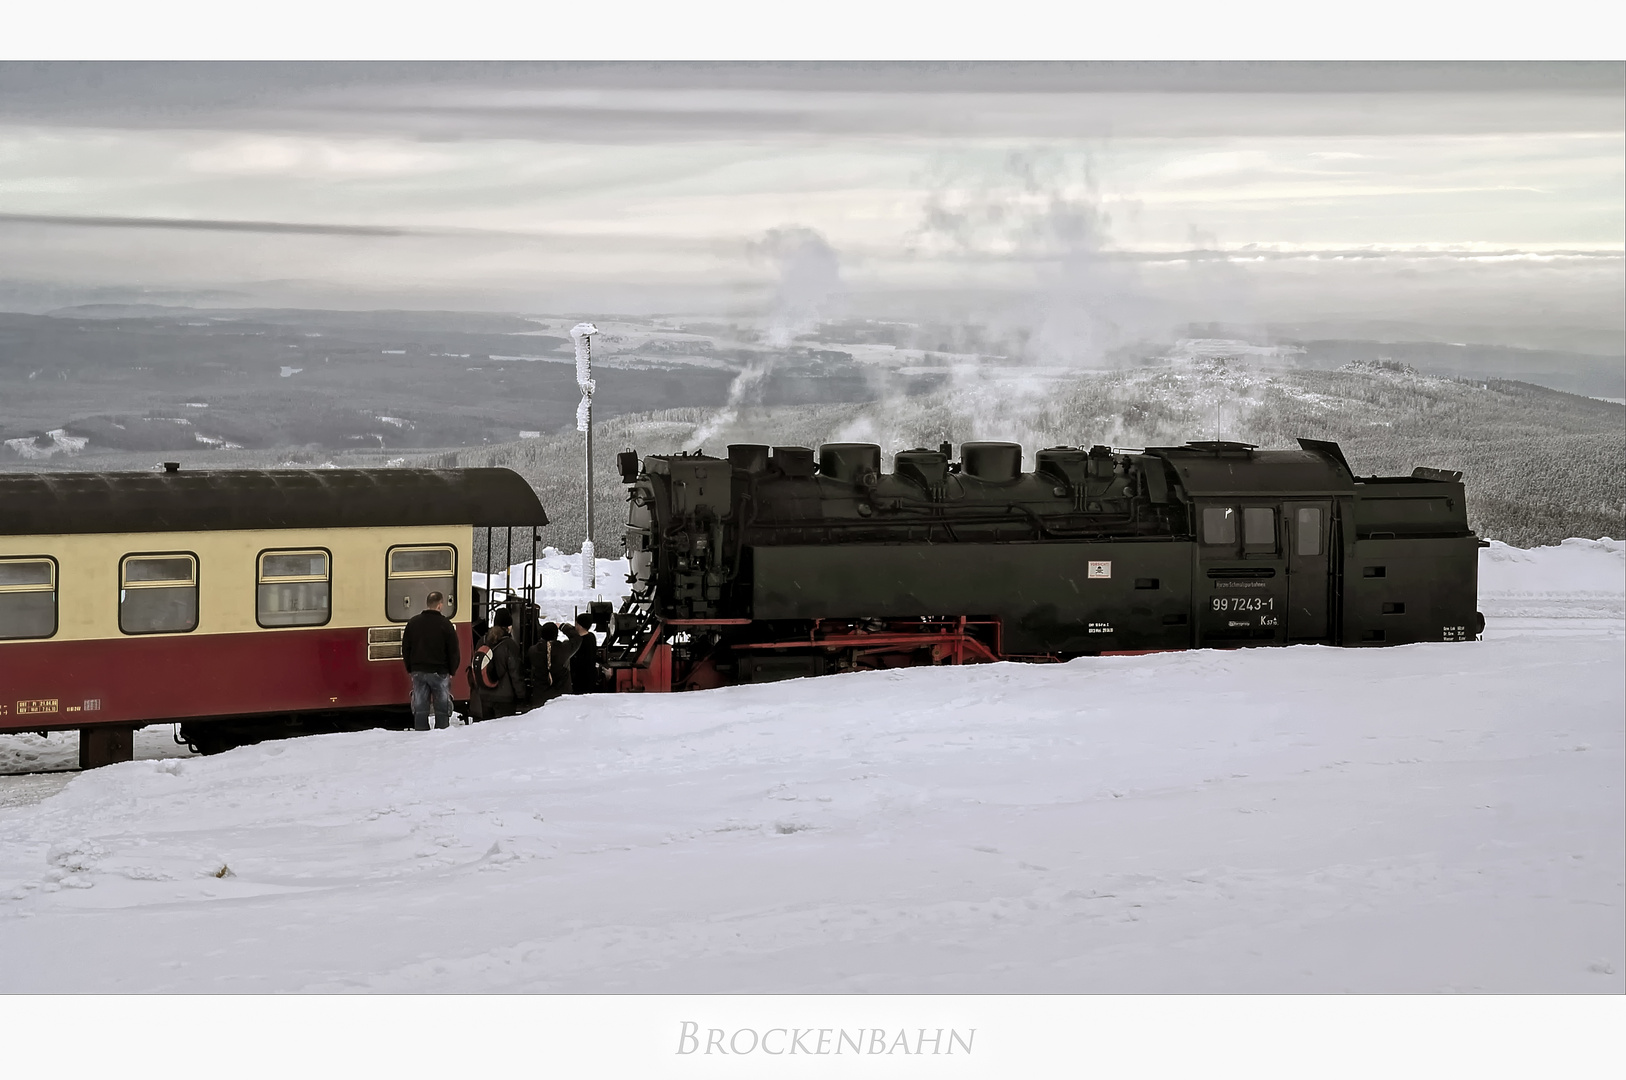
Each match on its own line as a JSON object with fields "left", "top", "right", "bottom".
{"left": 0, "top": 624, "right": 475, "bottom": 757}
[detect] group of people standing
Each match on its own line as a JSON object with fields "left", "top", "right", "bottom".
{"left": 473, "top": 606, "right": 602, "bottom": 718}
{"left": 399, "top": 591, "right": 604, "bottom": 731}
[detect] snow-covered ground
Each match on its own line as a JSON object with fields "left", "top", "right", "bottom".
{"left": 0, "top": 540, "right": 1619, "bottom": 993}
{"left": 1478, "top": 538, "right": 1624, "bottom": 620}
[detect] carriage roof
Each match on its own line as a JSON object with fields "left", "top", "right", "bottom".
{"left": 0, "top": 467, "right": 548, "bottom": 536}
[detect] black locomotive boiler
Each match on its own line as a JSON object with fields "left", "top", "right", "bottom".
{"left": 601, "top": 438, "right": 1484, "bottom": 691}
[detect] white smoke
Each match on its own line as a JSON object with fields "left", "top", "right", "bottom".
{"left": 897, "top": 149, "right": 1259, "bottom": 456}
{"left": 691, "top": 226, "right": 843, "bottom": 449}
{"left": 751, "top": 225, "right": 842, "bottom": 347}
{"left": 915, "top": 149, "right": 1179, "bottom": 368}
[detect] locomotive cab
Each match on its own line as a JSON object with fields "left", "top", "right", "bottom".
{"left": 1156, "top": 441, "right": 1346, "bottom": 647}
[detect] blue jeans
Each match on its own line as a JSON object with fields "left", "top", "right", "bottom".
{"left": 410, "top": 671, "right": 452, "bottom": 730}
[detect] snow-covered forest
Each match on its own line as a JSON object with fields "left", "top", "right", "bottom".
{"left": 441, "top": 354, "right": 1625, "bottom": 555}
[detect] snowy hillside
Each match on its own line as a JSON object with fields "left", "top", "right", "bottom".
{"left": 0, "top": 540, "right": 1620, "bottom": 993}
{"left": 447, "top": 358, "right": 1625, "bottom": 553}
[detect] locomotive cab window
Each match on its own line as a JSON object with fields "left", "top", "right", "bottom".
{"left": 0, "top": 557, "right": 57, "bottom": 640}
{"left": 257, "top": 549, "right": 331, "bottom": 627}
{"left": 386, "top": 545, "right": 457, "bottom": 622}
{"left": 1201, "top": 506, "right": 1237, "bottom": 545}
{"left": 1243, "top": 507, "right": 1277, "bottom": 553}
{"left": 120, "top": 553, "right": 198, "bottom": 634}
{"left": 1295, "top": 507, "right": 1324, "bottom": 556}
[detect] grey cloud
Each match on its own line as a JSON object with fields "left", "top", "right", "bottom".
{"left": 0, "top": 213, "right": 746, "bottom": 256}
{"left": 3, "top": 61, "right": 1619, "bottom": 110}
{"left": 0, "top": 211, "right": 416, "bottom": 236}
{"left": 108, "top": 93, "right": 1626, "bottom": 143}
{"left": 1, "top": 62, "right": 1620, "bottom": 142}
{"left": 0, "top": 62, "right": 1616, "bottom": 350}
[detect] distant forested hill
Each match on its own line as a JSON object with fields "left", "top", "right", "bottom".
{"left": 436, "top": 360, "right": 1624, "bottom": 554}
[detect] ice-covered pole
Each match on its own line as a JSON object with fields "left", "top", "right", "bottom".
{"left": 571, "top": 321, "right": 599, "bottom": 590}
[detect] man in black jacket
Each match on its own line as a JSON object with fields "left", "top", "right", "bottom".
{"left": 402, "top": 590, "right": 460, "bottom": 730}
{"left": 569, "top": 612, "right": 601, "bottom": 694}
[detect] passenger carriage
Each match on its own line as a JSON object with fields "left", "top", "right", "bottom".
{"left": 0, "top": 466, "right": 546, "bottom": 766}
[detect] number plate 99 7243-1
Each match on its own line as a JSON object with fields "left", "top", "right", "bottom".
{"left": 1211, "top": 596, "right": 1275, "bottom": 612}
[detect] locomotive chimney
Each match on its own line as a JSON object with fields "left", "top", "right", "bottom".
{"left": 571, "top": 322, "right": 600, "bottom": 590}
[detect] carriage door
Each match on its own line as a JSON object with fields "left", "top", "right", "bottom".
{"left": 1284, "top": 501, "right": 1332, "bottom": 642}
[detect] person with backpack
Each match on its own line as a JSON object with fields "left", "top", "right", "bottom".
{"left": 472, "top": 607, "right": 526, "bottom": 718}
{"left": 402, "top": 590, "right": 459, "bottom": 730}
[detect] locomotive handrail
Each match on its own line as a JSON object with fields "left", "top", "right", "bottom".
{"left": 748, "top": 503, "right": 1145, "bottom": 532}
{"left": 631, "top": 620, "right": 666, "bottom": 668}
{"left": 661, "top": 618, "right": 754, "bottom": 626}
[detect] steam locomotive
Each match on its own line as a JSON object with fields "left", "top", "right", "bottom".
{"left": 600, "top": 438, "right": 1484, "bottom": 691}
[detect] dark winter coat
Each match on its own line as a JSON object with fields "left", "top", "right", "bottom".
{"left": 402, "top": 608, "right": 460, "bottom": 675}
{"left": 569, "top": 630, "right": 600, "bottom": 693}
{"left": 479, "top": 627, "right": 526, "bottom": 708}
{"left": 527, "top": 629, "right": 583, "bottom": 702}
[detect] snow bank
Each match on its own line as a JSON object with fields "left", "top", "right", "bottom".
{"left": 1479, "top": 538, "right": 1623, "bottom": 620}
{"left": 0, "top": 727, "right": 193, "bottom": 782}
{"left": 473, "top": 547, "right": 631, "bottom": 623}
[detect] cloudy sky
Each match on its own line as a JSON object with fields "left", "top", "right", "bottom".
{"left": 0, "top": 62, "right": 1620, "bottom": 349}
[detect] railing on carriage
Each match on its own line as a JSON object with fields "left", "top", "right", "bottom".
{"left": 472, "top": 526, "right": 619, "bottom": 711}
{"left": 469, "top": 526, "right": 546, "bottom": 713}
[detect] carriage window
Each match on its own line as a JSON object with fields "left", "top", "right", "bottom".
{"left": 257, "top": 549, "right": 331, "bottom": 627}
{"left": 1202, "top": 506, "right": 1237, "bottom": 545}
{"left": 386, "top": 545, "right": 456, "bottom": 622}
{"left": 1296, "top": 507, "right": 1324, "bottom": 556}
{"left": 0, "top": 557, "right": 57, "bottom": 640}
{"left": 120, "top": 553, "right": 198, "bottom": 634}
{"left": 1243, "top": 507, "right": 1277, "bottom": 552}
